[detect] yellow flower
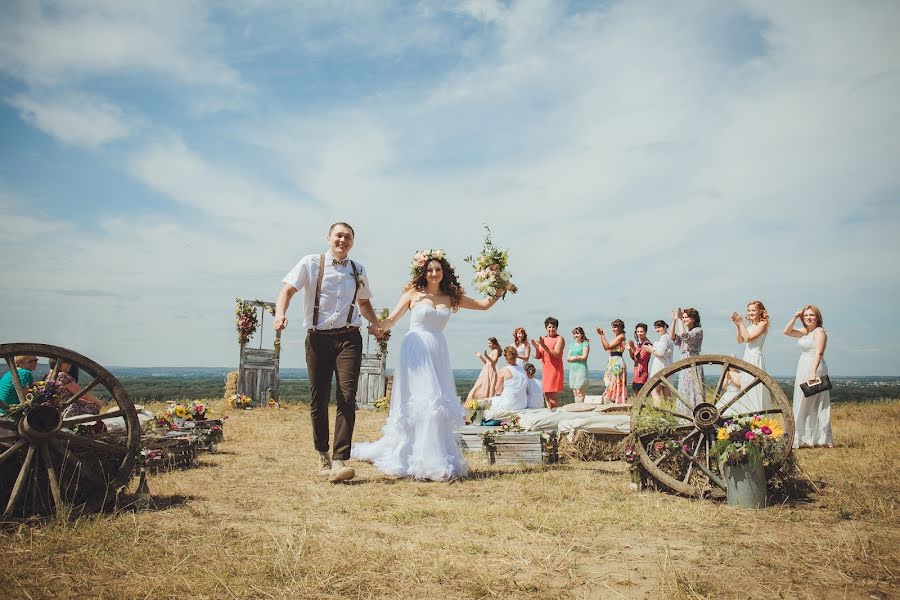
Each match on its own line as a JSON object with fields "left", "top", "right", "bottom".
{"left": 174, "top": 405, "right": 187, "bottom": 418}
{"left": 759, "top": 417, "right": 785, "bottom": 438}
{"left": 716, "top": 428, "right": 729, "bottom": 441}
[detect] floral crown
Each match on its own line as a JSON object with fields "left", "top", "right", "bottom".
{"left": 410, "top": 249, "right": 448, "bottom": 276}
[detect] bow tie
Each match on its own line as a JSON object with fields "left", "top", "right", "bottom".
{"left": 332, "top": 258, "right": 348, "bottom": 267}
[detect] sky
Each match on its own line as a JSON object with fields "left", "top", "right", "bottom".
{"left": 1, "top": 0, "right": 899, "bottom": 376}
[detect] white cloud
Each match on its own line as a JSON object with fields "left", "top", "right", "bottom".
{"left": 0, "top": 188, "right": 70, "bottom": 242}
{"left": 9, "top": 91, "right": 134, "bottom": 148}
{"left": 0, "top": 0, "right": 247, "bottom": 91}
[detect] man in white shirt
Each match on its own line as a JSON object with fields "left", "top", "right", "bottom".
{"left": 275, "top": 222, "right": 381, "bottom": 483}
{"left": 524, "top": 363, "right": 544, "bottom": 409}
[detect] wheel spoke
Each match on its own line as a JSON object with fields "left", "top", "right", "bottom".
{"left": 63, "top": 409, "right": 124, "bottom": 426}
{"left": 643, "top": 402, "right": 693, "bottom": 423}
{"left": 62, "top": 378, "right": 102, "bottom": 408}
{"left": 717, "top": 377, "right": 762, "bottom": 414}
{"left": 678, "top": 427, "right": 701, "bottom": 446}
{"left": 2, "top": 356, "right": 27, "bottom": 411}
{"left": 657, "top": 376, "right": 695, "bottom": 414}
{"left": 0, "top": 439, "right": 26, "bottom": 466}
{"left": 680, "top": 444, "right": 726, "bottom": 490}
{"left": 3, "top": 443, "right": 36, "bottom": 517}
{"left": 681, "top": 435, "right": 704, "bottom": 483}
{"left": 39, "top": 443, "right": 63, "bottom": 510}
{"left": 727, "top": 408, "right": 784, "bottom": 420}
{"left": 0, "top": 419, "right": 16, "bottom": 431}
{"left": 48, "top": 358, "right": 62, "bottom": 383}
{"left": 56, "top": 430, "right": 127, "bottom": 457}
{"left": 712, "top": 367, "right": 729, "bottom": 405}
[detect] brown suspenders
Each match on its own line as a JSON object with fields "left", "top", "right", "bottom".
{"left": 311, "top": 254, "right": 360, "bottom": 330}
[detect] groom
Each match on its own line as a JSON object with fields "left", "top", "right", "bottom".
{"left": 274, "top": 222, "right": 381, "bottom": 483}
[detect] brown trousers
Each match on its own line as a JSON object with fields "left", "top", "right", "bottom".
{"left": 305, "top": 328, "right": 363, "bottom": 460}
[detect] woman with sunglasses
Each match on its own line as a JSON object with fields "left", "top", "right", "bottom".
{"left": 0, "top": 355, "right": 39, "bottom": 415}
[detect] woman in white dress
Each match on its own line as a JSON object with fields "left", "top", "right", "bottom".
{"left": 648, "top": 319, "right": 674, "bottom": 405}
{"left": 513, "top": 327, "right": 531, "bottom": 366}
{"left": 483, "top": 346, "right": 529, "bottom": 421}
{"left": 729, "top": 300, "right": 771, "bottom": 414}
{"left": 352, "top": 251, "right": 500, "bottom": 481}
{"left": 784, "top": 305, "right": 833, "bottom": 448}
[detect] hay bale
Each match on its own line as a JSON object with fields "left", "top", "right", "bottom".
{"left": 224, "top": 370, "right": 238, "bottom": 401}
{"left": 558, "top": 431, "right": 624, "bottom": 462}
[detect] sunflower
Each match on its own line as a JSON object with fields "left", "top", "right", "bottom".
{"left": 758, "top": 417, "right": 784, "bottom": 438}
{"left": 174, "top": 405, "right": 187, "bottom": 418}
{"left": 716, "top": 428, "right": 729, "bottom": 441}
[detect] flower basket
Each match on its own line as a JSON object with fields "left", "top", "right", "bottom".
{"left": 724, "top": 458, "right": 767, "bottom": 509}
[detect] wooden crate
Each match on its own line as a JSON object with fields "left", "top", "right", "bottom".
{"left": 460, "top": 425, "right": 500, "bottom": 454}
{"left": 470, "top": 429, "right": 559, "bottom": 466}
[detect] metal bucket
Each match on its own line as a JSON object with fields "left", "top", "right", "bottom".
{"left": 724, "top": 460, "right": 768, "bottom": 509}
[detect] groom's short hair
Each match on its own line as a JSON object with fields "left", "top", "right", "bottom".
{"left": 328, "top": 222, "right": 355, "bottom": 238}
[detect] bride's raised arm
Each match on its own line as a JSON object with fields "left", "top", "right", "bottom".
{"left": 456, "top": 294, "right": 499, "bottom": 311}
{"left": 379, "top": 290, "right": 416, "bottom": 332}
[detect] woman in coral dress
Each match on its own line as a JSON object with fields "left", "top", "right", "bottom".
{"left": 597, "top": 319, "right": 628, "bottom": 403}
{"left": 530, "top": 316, "right": 565, "bottom": 408}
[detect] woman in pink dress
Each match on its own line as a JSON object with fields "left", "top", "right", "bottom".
{"left": 530, "top": 316, "right": 565, "bottom": 408}
{"left": 466, "top": 337, "right": 502, "bottom": 402}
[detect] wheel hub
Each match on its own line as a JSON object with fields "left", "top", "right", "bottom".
{"left": 693, "top": 402, "right": 719, "bottom": 430}
{"left": 18, "top": 404, "right": 63, "bottom": 441}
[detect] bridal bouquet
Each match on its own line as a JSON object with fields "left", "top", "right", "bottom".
{"left": 464, "top": 225, "right": 518, "bottom": 299}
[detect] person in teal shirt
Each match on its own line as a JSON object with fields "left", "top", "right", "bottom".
{"left": 0, "top": 355, "right": 38, "bottom": 414}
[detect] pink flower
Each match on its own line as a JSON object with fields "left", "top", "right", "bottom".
{"left": 760, "top": 425, "right": 772, "bottom": 435}
{"left": 745, "top": 431, "right": 757, "bottom": 441}
{"left": 417, "top": 258, "right": 426, "bottom": 267}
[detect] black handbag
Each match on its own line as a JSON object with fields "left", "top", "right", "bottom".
{"left": 800, "top": 375, "right": 832, "bottom": 397}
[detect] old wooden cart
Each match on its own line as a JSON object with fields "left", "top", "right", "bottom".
{"left": 0, "top": 343, "right": 141, "bottom": 517}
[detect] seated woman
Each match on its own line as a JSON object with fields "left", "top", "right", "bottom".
{"left": 0, "top": 355, "right": 39, "bottom": 414}
{"left": 483, "top": 346, "right": 528, "bottom": 423}
{"left": 47, "top": 359, "right": 103, "bottom": 418}
{"left": 523, "top": 363, "right": 544, "bottom": 409}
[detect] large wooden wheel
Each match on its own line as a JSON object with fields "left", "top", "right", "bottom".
{"left": 631, "top": 354, "right": 793, "bottom": 498}
{"left": 0, "top": 343, "right": 140, "bottom": 518}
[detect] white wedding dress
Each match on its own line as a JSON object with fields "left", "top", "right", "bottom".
{"left": 352, "top": 303, "right": 468, "bottom": 481}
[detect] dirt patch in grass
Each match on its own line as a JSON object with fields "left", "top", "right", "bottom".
{"left": 1, "top": 400, "right": 897, "bottom": 599}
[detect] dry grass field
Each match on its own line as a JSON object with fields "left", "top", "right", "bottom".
{"left": 1, "top": 400, "right": 897, "bottom": 599}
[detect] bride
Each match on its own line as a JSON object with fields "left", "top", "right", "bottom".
{"left": 351, "top": 250, "right": 499, "bottom": 481}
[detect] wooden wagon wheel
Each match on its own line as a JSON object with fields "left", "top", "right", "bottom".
{"left": 0, "top": 343, "right": 140, "bottom": 518}
{"left": 630, "top": 354, "right": 793, "bottom": 498}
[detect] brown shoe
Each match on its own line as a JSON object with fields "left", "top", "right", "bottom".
{"left": 329, "top": 460, "right": 355, "bottom": 483}
{"left": 317, "top": 452, "right": 332, "bottom": 476}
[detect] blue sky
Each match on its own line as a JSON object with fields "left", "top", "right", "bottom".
{"left": 1, "top": 0, "right": 899, "bottom": 376}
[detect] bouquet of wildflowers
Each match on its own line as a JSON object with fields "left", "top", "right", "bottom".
{"left": 464, "top": 225, "right": 517, "bottom": 299}
{"left": 229, "top": 394, "right": 252, "bottom": 408}
{"left": 188, "top": 400, "right": 207, "bottom": 420}
{"left": 235, "top": 298, "right": 259, "bottom": 345}
{"left": 375, "top": 307, "right": 391, "bottom": 357}
{"left": 464, "top": 397, "right": 491, "bottom": 414}
{"left": 711, "top": 414, "right": 787, "bottom": 466}
{"left": 499, "top": 415, "right": 521, "bottom": 432}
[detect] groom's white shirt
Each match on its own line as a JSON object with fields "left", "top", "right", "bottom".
{"left": 282, "top": 252, "right": 373, "bottom": 330}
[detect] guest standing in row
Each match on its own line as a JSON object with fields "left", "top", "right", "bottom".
{"left": 567, "top": 327, "right": 590, "bottom": 402}
{"left": 671, "top": 307, "right": 704, "bottom": 412}
{"left": 628, "top": 323, "right": 653, "bottom": 395}
{"left": 532, "top": 316, "right": 565, "bottom": 408}
{"left": 648, "top": 319, "right": 674, "bottom": 404}
{"left": 730, "top": 300, "right": 771, "bottom": 413}
{"left": 466, "top": 337, "right": 501, "bottom": 403}
{"left": 513, "top": 327, "right": 530, "bottom": 366}
{"left": 784, "top": 305, "right": 833, "bottom": 448}
{"left": 597, "top": 319, "right": 628, "bottom": 404}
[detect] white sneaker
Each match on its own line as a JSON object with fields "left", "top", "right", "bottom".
{"left": 329, "top": 460, "right": 355, "bottom": 483}
{"left": 317, "top": 453, "right": 332, "bottom": 476}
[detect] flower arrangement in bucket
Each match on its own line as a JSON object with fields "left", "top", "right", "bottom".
{"left": 711, "top": 414, "right": 787, "bottom": 508}
{"left": 6, "top": 380, "right": 65, "bottom": 417}
{"left": 189, "top": 400, "right": 208, "bottom": 420}
{"left": 710, "top": 414, "right": 786, "bottom": 467}
{"left": 464, "top": 225, "right": 518, "bottom": 299}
